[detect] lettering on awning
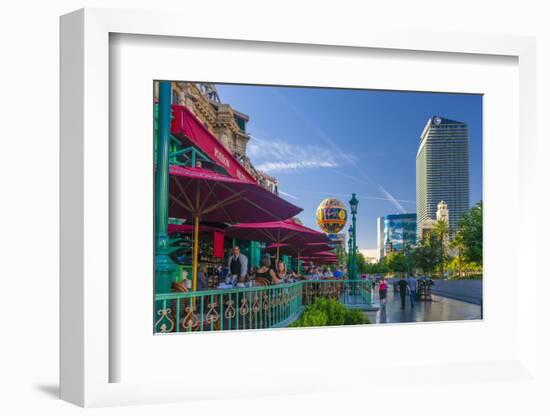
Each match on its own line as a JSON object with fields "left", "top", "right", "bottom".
{"left": 214, "top": 147, "right": 230, "bottom": 169}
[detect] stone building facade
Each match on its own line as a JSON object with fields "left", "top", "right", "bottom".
{"left": 154, "top": 81, "right": 278, "bottom": 194}
{"left": 417, "top": 200, "right": 450, "bottom": 244}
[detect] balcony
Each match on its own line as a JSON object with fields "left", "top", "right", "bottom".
{"left": 154, "top": 279, "right": 373, "bottom": 333}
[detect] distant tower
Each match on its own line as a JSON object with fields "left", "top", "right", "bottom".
{"left": 385, "top": 233, "right": 393, "bottom": 255}
{"left": 377, "top": 217, "right": 385, "bottom": 260}
{"left": 416, "top": 116, "right": 469, "bottom": 236}
{"left": 436, "top": 200, "right": 449, "bottom": 223}
{"left": 436, "top": 200, "right": 450, "bottom": 252}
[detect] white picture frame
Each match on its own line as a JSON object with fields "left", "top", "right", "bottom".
{"left": 60, "top": 8, "right": 537, "bottom": 407}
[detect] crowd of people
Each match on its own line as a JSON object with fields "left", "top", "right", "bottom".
{"left": 196, "top": 245, "right": 344, "bottom": 290}
{"left": 198, "top": 246, "right": 438, "bottom": 304}
{"left": 368, "top": 273, "right": 434, "bottom": 310}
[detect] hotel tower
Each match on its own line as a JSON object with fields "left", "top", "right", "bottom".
{"left": 416, "top": 116, "right": 470, "bottom": 237}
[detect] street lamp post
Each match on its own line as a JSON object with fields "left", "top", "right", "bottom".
{"left": 349, "top": 193, "right": 359, "bottom": 279}
{"left": 347, "top": 226, "right": 353, "bottom": 278}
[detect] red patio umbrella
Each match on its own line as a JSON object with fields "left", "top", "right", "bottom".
{"left": 225, "top": 219, "right": 330, "bottom": 262}
{"left": 168, "top": 165, "right": 302, "bottom": 291}
{"left": 265, "top": 242, "right": 335, "bottom": 274}
{"left": 264, "top": 243, "right": 333, "bottom": 257}
{"left": 167, "top": 223, "right": 223, "bottom": 234}
{"left": 301, "top": 252, "right": 338, "bottom": 264}
{"left": 301, "top": 255, "right": 338, "bottom": 266}
{"left": 304, "top": 251, "right": 337, "bottom": 258}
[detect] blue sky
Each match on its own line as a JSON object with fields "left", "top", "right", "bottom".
{"left": 216, "top": 84, "right": 483, "bottom": 251}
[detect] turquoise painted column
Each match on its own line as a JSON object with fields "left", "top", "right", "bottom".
{"left": 155, "top": 81, "right": 176, "bottom": 297}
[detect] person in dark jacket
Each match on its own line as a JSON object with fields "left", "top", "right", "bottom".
{"left": 397, "top": 276, "right": 410, "bottom": 310}
{"left": 227, "top": 245, "right": 248, "bottom": 285}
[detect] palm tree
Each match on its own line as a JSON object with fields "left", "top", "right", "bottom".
{"left": 450, "top": 231, "right": 465, "bottom": 278}
{"left": 433, "top": 219, "right": 449, "bottom": 279}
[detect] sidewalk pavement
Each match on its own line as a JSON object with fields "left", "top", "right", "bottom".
{"left": 370, "top": 288, "right": 481, "bottom": 324}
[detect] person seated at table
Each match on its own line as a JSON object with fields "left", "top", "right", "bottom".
{"left": 276, "top": 260, "right": 288, "bottom": 282}
{"left": 254, "top": 255, "right": 281, "bottom": 285}
{"left": 288, "top": 269, "right": 298, "bottom": 281}
{"left": 309, "top": 267, "right": 321, "bottom": 280}
{"left": 333, "top": 268, "right": 343, "bottom": 279}
{"left": 322, "top": 267, "right": 333, "bottom": 278}
{"left": 196, "top": 264, "right": 209, "bottom": 291}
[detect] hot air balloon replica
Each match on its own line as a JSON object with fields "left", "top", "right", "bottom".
{"left": 316, "top": 198, "right": 348, "bottom": 234}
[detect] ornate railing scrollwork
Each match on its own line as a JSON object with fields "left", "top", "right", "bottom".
{"left": 155, "top": 308, "right": 174, "bottom": 333}
{"left": 239, "top": 296, "right": 249, "bottom": 317}
{"left": 181, "top": 304, "right": 200, "bottom": 331}
{"left": 205, "top": 301, "right": 219, "bottom": 325}
{"left": 224, "top": 298, "right": 236, "bottom": 319}
{"left": 155, "top": 280, "right": 372, "bottom": 333}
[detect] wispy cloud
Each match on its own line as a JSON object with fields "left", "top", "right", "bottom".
{"left": 378, "top": 185, "right": 406, "bottom": 213}
{"left": 248, "top": 136, "right": 353, "bottom": 174}
{"left": 302, "top": 190, "right": 415, "bottom": 205}
{"left": 278, "top": 190, "right": 299, "bottom": 200}
{"left": 269, "top": 90, "right": 409, "bottom": 213}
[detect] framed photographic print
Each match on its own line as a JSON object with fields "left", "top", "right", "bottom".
{"left": 151, "top": 80, "right": 483, "bottom": 336}
{"left": 60, "top": 7, "right": 537, "bottom": 408}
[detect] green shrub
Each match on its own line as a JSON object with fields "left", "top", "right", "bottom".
{"left": 344, "top": 308, "right": 369, "bottom": 325}
{"left": 313, "top": 298, "right": 346, "bottom": 325}
{"left": 289, "top": 298, "right": 370, "bottom": 328}
{"left": 290, "top": 309, "right": 328, "bottom": 327}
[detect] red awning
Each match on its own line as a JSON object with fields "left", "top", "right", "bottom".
{"left": 169, "top": 166, "right": 302, "bottom": 223}
{"left": 170, "top": 105, "right": 256, "bottom": 183}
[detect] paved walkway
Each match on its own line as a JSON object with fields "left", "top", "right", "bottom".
{"left": 370, "top": 289, "right": 481, "bottom": 324}
{"left": 431, "top": 279, "right": 482, "bottom": 305}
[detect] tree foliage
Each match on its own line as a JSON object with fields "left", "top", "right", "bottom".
{"left": 433, "top": 219, "right": 450, "bottom": 278}
{"left": 450, "top": 230, "right": 466, "bottom": 277}
{"left": 357, "top": 202, "right": 482, "bottom": 278}
{"left": 456, "top": 201, "right": 483, "bottom": 265}
{"left": 411, "top": 238, "right": 438, "bottom": 275}
{"left": 361, "top": 261, "right": 390, "bottom": 274}
{"left": 383, "top": 251, "right": 410, "bottom": 274}
{"left": 355, "top": 250, "right": 367, "bottom": 274}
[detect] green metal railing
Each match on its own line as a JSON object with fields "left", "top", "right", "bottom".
{"left": 154, "top": 279, "right": 372, "bottom": 333}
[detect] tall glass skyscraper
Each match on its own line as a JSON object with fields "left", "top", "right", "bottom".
{"left": 416, "top": 116, "right": 470, "bottom": 236}
{"left": 377, "top": 213, "right": 417, "bottom": 258}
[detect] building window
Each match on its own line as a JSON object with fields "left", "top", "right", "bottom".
{"left": 234, "top": 116, "right": 247, "bottom": 133}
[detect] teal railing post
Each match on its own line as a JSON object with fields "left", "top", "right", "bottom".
{"left": 155, "top": 81, "right": 176, "bottom": 319}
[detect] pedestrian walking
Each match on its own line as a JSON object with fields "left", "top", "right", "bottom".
{"left": 407, "top": 273, "right": 417, "bottom": 308}
{"left": 378, "top": 278, "right": 388, "bottom": 306}
{"left": 397, "top": 275, "right": 409, "bottom": 310}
